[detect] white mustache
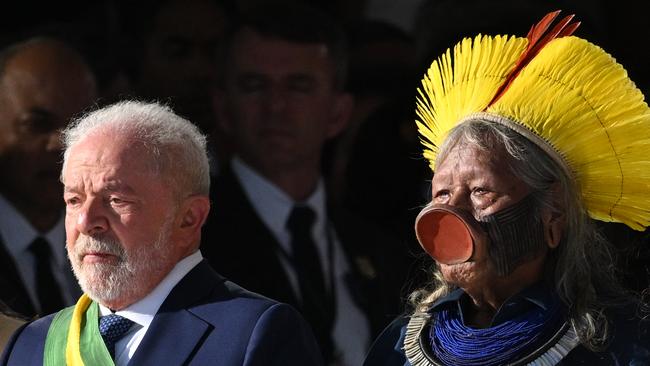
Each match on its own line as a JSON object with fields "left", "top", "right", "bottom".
{"left": 75, "top": 235, "right": 125, "bottom": 259}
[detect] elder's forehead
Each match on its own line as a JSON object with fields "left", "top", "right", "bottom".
{"left": 440, "top": 142, "right": 512, "bottom": 170}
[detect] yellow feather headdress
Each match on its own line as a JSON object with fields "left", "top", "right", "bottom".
{"left": 416, "top": 11, "right": 650, "bottom": 230}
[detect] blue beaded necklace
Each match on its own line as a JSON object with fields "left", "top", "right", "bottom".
{"left": 428, "top": 298, "right": 564, "bottom": 365}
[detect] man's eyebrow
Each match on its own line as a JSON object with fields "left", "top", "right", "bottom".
{"left": 63, "top": 182, "right": 136, "bottom": 194}
{"left": 103, "top": 181, "right": 136, "bottom": 194}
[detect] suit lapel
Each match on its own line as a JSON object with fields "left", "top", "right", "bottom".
{"left": 127, "top": 261, "right": 223, "bottom": 365}
{"left": 127, "top": 310, "right": 209, "bottom": 365}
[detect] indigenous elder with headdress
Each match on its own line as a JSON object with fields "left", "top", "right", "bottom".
{"left": 0, "top": 100, "right": 323, "bottom": 365}
{"left": 363, "top": 10, "right": 650, "bottom": 365}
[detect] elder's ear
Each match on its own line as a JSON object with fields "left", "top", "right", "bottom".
{"left": 542, "top": 183, "right": 565, "bottom": 249}
{"left": 543, "top": 211, "right": 564, "bottom": 249}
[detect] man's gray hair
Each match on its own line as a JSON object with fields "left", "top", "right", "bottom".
{"left": 411, "top": 118, "right": 631, "bottom": 351}
{"left": 62, "top": 100, "right": 210, "bottom": 196}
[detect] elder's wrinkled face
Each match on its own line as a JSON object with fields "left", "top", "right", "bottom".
{"left": 62, "top": 133, "right": 181, "bottom": 308}
{"left": 430, "top": 142, "right": 532, "bottom": 287}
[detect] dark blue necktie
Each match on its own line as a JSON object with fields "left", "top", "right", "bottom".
{"left": 286, "top": 205, "right": 334, "bottom": 361}
{"left": 99, "top": 314, "right": 134, "bottom": 358}
{"left": 29, "top": 237, "right": 64, "bottom": 315}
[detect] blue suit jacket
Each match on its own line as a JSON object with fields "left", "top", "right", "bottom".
{"left": 1, "top": 260, "right": 324, "bottom": 365}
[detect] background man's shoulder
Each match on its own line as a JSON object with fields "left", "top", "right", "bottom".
{"left": 1, "top": 313, "right": 56, "bottom": 365}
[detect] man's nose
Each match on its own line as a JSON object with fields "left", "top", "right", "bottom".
{"left": 75, "top": 198, "right": 109, "bottom": 236}
{"left": 268, "top": 87, "right": 287, "bottom": 113}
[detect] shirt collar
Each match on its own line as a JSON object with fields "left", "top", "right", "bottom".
{"left": 99, "top": 250, "right": 204, "bottom": 327}
{"left": 429, "top": 281, "right": 559, "bottom": 326}
{"left": 231, "top": 156, "right": 327, "bottom": 243}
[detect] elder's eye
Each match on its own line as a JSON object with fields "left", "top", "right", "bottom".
{"left": 109, "top": 197, "right": 129, "bottom": 206}
{"left": 64, "top": 196, "right": 81, "bottom": 207}
{"left": 433, "top": 189, "right": 450, "bottom": 202}
{"left": 472, "top": 187, "right": 489, "bottom": 195}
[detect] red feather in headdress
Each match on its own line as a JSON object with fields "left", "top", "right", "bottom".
{"left": 487, "top": 10, "right": 581, "bottom": 107}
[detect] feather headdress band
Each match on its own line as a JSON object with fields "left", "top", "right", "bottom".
{"left": 416, "top": 10, "right": 650, "bottom": 230}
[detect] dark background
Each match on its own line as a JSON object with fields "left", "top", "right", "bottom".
{"left": 1, "top": 0, "right": 648, "bottom": 95}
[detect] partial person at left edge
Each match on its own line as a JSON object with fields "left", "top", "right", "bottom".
{"left": 1, "top": 100, "right": 323, "bottom": 365}
{"left": 0, "top": 37, "right": 97, "bottom": 318}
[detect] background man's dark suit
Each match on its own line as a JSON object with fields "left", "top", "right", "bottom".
{"left": 0, "top": 236, "right": 79, "bottom": 317}
{"left": 201, "top": 166, "right": 409, "bottom": 338}
{"left": 0, "top": 238, "right": 34, "bottom": 316}
{"left": 1, "top": 260, "right": 322, "bottom": 365}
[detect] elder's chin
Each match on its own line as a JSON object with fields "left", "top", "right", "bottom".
{"left": 439, "top": 261, "right": 483, "bottom": 286}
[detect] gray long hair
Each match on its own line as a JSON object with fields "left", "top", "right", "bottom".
{"left": 61, "top": 100, "right": 210, "bottom": 198}
{"left": 411, "top": 118, "right": 632, "bottom": 350}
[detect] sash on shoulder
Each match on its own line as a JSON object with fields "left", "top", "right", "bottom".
{"left": 44, "top": 294, "right": 115, "bottom": 366}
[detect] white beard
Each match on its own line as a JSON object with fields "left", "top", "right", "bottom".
{"left": 69, "top": 218, "right": 173, "bottom": 305}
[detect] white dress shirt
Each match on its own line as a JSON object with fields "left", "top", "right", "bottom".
{"left": 99, "top": 250, "right": 203, "bottom": 366}
{"left": 0, "top": 194, "right": 79, "bottom": 312}
{"left": 232, "top": 156, "right": 371, "bottom": 366}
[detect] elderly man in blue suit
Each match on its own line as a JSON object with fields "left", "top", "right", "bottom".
{"left": 1, "top": 100, "right": 322, "bottom": 365}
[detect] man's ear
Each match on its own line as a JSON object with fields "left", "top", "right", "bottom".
{"left": 542, "top": 183, "right": 565, "bottom": 249}
{"left": 326, "top": 92, "right": 354, "bottom": 139}
{"left": 174, "top": 195, "right": 211, "bottom": 247}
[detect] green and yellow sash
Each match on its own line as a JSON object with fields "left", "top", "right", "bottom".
{"left": 44, "top": 294, "right": 115, "bottom": 366}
